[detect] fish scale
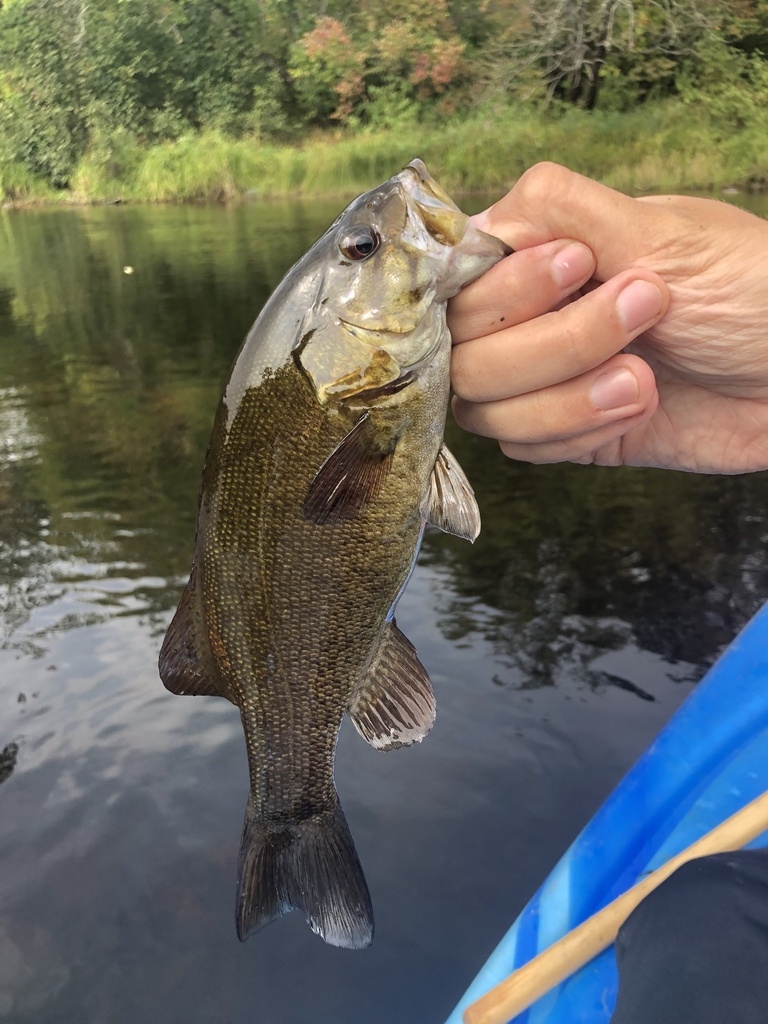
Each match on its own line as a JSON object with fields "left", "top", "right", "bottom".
{"left": 159, "top": 159, "right": 510, "bottom": 947}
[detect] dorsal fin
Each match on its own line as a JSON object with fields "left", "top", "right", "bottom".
{"left": 159, "top": 572, "right": 233, "bottom": 701}
{"left": 423, "top": 442, "right": 481, "bottom": 542}
{"left": 348, "top": 620, "right": 436, "bottom": 751}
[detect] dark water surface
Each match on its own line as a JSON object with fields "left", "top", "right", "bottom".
{"left": 2, "top": 193, "right": 768, "bottom": 1024}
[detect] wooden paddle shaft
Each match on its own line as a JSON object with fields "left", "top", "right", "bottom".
{"left": 463, "top": 789, "right": 768, "bottom": 1024}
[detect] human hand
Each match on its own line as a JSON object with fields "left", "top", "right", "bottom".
{"left": 449, "top": 163, "right": 768, "bottom": 473}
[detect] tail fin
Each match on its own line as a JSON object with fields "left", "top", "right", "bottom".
{"left": 235, "top": 800, "right": 374, "bottom": 949}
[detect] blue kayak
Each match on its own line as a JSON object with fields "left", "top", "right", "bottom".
{"left": 446, "top": 601, "right": 768, "bottom": 1024}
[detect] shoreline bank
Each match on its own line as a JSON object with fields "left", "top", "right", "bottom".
{"left": 3, "top": 101, "right": 767, "bottom": 209}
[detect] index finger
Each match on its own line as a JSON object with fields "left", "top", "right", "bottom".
{"left": 451, "top": 269, "right": 668, "bottom": 403}
{"left": 448, "top": 238, "right": 596, "bottom": 344}
{"left": 475, "top": 163, "right": 682, "bottom": 280}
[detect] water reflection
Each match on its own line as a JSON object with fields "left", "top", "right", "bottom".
{"left": 0, "top": 742, "right": 18, "bottom": 784}
{"left": 422, "top": 426, "right": 768, "bottom": 692}
{"left": 3, "top": 200, "right": 768, "bottom": 672}
{"left": 0, "top": 200, "right": 349, "bottom": 651}
{"left": 1, "top": 194, "right": 768, "bottom": 1024}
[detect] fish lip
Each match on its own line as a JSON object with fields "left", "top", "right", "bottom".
{"left": 397, "top": 159, "right": 512, "bottom": 260}
{"left": 395, "top": 161, "right": 467, "bottom": 249}
{"left": 397, "top": 158, "right": 462, "bottom": 213}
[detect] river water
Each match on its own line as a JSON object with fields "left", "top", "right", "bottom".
{"left": 1, "top": 190, "right": 768, "bottom": 1024}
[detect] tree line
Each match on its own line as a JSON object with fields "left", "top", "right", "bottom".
{"left": 1, "top": 0, "right": 767, "bottom": 190}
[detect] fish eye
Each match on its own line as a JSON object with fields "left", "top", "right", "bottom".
{"left": 340, "top": 227, "right": 380, "bottom": 261}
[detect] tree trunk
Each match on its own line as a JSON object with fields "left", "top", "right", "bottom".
{"left": 582, "top": 60, "right": 602, "bottom": 109}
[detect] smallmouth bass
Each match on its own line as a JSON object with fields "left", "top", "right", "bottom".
{"left": 159, "top": 160, "right": 510, "bottom": 948}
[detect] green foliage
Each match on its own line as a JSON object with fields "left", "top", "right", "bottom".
{"left": 70, "top": 128, "right": 147, "bottom": 200}
{"left": 245, "top": 75, "right": 292, "bottom": 140}
{"left": 287, "top": 1, "right": 466, "bottom": 125}
{"left": 133, "top": 132, "right": 270, "bottom": 202}
{"left": 288, "top": 16, "right": 364, "bottom": 122}
{"left": 678, "top": 30, "right": 768, "bottom": 128}
{"left": 0, "top": 0, "right": 87, "bottom": 185}
{"left": 54, "top": 95, "right": 768, "bottom": 205}
{"left": 0, "top": 158, "right": 53, "bottom": 202}
{"left": 352, "top": 83, "right": 422, "bottom": 132}
{"left": 720, "top": 0, "right": 768, "bottom": 53}
{"left": 673, "top": 30, "right": 768, "bottom": 184}
{"left": 0, "top": 0, "right": 298, "bottom": 189}
{"left": 0, "top": 0, "right": 767, "bottom": 196}
{"left": 475, "top": 0, "right": 739, "bottom": 110}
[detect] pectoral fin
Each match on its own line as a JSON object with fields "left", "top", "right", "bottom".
{"left": 159, "top": 573, "right": 233, "bottom": 701}
{"left": 423, "top": 443, "right": 481, "bottom": 542}
{"left": 302, "top": 414, "right": 395, "bottom": 526}
{"left": 349, "top": 620, "right": 436, "bottom": 751}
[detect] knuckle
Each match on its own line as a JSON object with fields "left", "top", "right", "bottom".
{"left": 516, "top": 162, "right": 573, "bottom": 206}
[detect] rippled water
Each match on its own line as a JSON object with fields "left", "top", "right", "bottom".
{"left": 2, "top": 191, "right": 768, "bottom": 1024}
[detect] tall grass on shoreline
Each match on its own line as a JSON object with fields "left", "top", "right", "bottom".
{"left": 3, "top": 99, "right": 767, "bottom": 206}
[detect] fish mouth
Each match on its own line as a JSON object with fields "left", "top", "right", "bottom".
{"left": 397, "top": 160, "right": 467, "bottom": 248}
{"left": 395, "top": 158, "right": 512, "bottom": 300}
{"left": 399, "top": 159, "right": 462, "bottom": 214}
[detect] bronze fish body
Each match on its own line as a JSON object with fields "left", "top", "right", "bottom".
{"left": 159, "top": 159, "right": 510, "bottom": 948}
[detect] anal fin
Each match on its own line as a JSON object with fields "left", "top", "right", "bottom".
{"left": 159, "top": 571, "right": 232, "bottom": 701}
{"left": 423, "top": 442, "right": 481, "bottom": 542}
{"left": 349, "top": 620, "right": 436, "bottom": 751}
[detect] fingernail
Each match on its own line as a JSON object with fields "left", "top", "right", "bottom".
{"left": 590, "top": 368, "right": 639, "bottom": 411}
{"left": 551, "top": 242, "right": 594, "bottom": 289}
{"left": 616, "top": 280, "right": 663, "bottom": 332}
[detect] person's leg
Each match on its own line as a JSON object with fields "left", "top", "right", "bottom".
{"left": 611, "top": 849, "right": 768, "bottom": 1024}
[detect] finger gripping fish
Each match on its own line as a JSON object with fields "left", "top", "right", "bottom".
{"left": 159, "top": 160, "right": 510, "bottom": 949}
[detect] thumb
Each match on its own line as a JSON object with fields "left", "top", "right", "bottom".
{"left": 475, "top": 163, "right": 673, "bottom": 281}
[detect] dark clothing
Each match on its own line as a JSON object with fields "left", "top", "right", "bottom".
{"left": 611, "top": 850, "right": 768, "bottom": 1024}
